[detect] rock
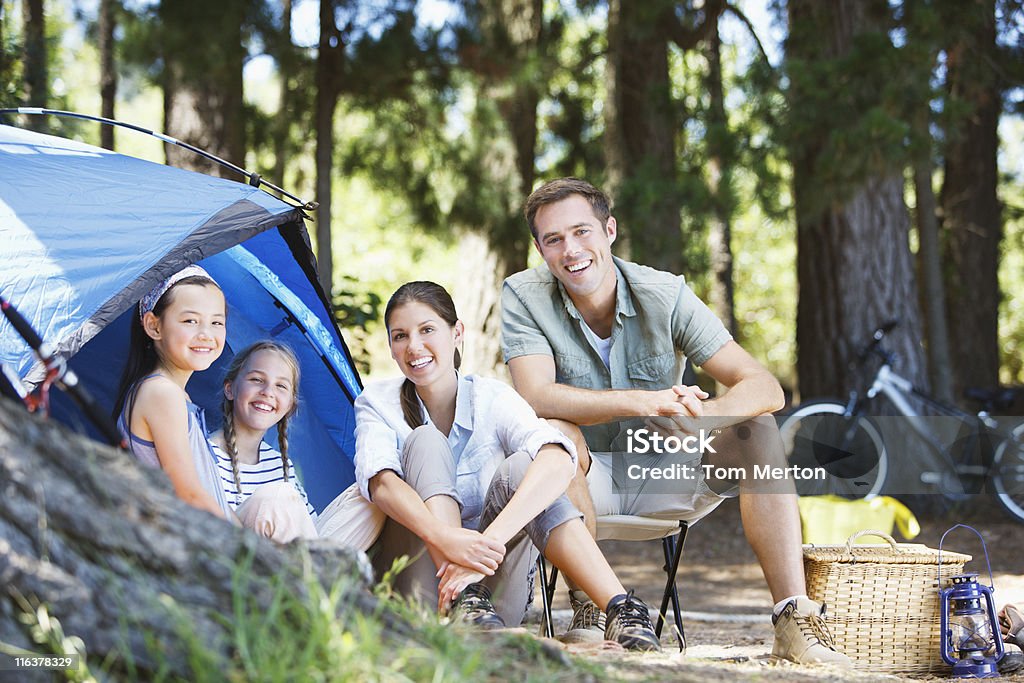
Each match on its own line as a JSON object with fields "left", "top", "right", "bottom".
{"left": 0, "top": 397, "right": 378, "bottom": 678}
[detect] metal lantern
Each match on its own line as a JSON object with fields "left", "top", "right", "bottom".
{"left": 938, "top": 525, "right": 1005, "bottom": 678}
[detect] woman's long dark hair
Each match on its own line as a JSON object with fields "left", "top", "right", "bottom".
{"left": 384, "top": 281, "right": 461, "bottom": 429}
{"left": 113, "top": 275, "right": 222, "bottom": 424}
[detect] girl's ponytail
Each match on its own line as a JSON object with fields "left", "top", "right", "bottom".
{"left": 399, "top": 379, "right": 425, "bottom": 430}
{"left": 222, "top": 396, "right": 243, "bottom": 500}
{"left": 277, "top": 416, "right": 291, "bottom": 484}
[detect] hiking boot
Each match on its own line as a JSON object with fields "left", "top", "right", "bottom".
{"left": 604, "top": 591, "right": 662, "bottom": 652}
{"left": 560, "top": 590, "right": 606, "bottom": 643}
{"left": 450, "top": 583, "right": 505, "bottom": 631}
{"left": 1001, "top": 604, "right": 1024, "bottom": 648}
{"left": 771, "top": 597, "right": 850, "bottom": 665}
{"left": 1000, "top": 647, "right": 1024, "bottom": 675}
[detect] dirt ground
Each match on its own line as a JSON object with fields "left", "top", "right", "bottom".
{"left": 523, "top": 497, "right": 1024, "bottom": 682}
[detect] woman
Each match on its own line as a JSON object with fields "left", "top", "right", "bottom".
{"left": 353, "top": 281, "right": 661, "bottom": 650}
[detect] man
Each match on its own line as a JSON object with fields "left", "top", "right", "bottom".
{"left": 500, "top": 177, "right": 849, "bottom": 664}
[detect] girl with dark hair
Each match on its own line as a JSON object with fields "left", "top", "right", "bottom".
{"left": 115, "top": 265, "right": 233, "bottom": 519}
{"left": 208, "top": 341, "right": 319, "bottom": 543}
{"left": 353, "top": 281, "right": 661, "bottom": 649}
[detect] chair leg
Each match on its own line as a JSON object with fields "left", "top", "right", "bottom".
{"left": 537, "top": 556, "right": 560, "bottom": 638}
{"left": 656, "top": 522, "right": 688, "bottom": 651}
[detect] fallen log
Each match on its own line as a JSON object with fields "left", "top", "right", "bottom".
{"left": 0, "top": 397, "right": 379, "bottom": 677}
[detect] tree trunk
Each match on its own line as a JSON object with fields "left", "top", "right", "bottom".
{"left": 705, "top": 20, "right": 737, "bottom": 338}
{"left": 273, "top": 0, "right": 294, "bottom": 189}
{"left": 0, "top": 398, "right": 377, "bottom": 679}
{"left": 21, "top": 0, "right": 46, "bottom": 132}
{"left": 604, "top": 0, "right": 682, "bottom": 273}
{"left": 98, "top": 0, "right": 118, "bottom": 150}
{"left": 159, "top": 0, "right": 246, "bottom": 176}
{"left": 788, "top": 0, "right": 927, "bottom": 399}
{"left": 2, "top": 4, "right": 11, "bottom": 106}
{"left": 314, "top": 0, "right": 344, "bottom": 293}
{"left": 940, "top": 0, "right": 1001, "bottom": 395}
{"left": 912, "top": 102, "right": 955, "bottom": 404}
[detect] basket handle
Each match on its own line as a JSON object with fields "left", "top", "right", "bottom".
{"left": 844, "top": 529, "right": 899, "bottom": 555}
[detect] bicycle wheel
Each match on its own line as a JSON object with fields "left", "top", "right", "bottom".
{"left": 778, "top": 400, "right": 888, "bottom": 499}
{"left": 992, "top": 423, "right": 1024, "bottom": 523}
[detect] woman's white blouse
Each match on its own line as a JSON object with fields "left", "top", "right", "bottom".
{"left": 354, "top": 373, "right": 577, "bottom": 529}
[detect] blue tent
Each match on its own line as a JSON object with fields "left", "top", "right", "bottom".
{"left": 0, "top": 124, "right": 361, "bottom": 511}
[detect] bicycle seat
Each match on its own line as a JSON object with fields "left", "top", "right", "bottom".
{"left": 964, "top": 386, "right": 1020, "bottom": 411}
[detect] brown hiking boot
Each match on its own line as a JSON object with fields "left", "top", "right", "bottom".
{"left": 1001, "top": 604, "right": 1024, "bottom": 648}
{"left": 771, "top": 597, "right": 851, "bottom": 665}
{"left": 560, "top": 590, "right": 605, "bottom": 644}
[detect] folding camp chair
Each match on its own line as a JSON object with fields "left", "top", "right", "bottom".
{"left": 537, "top": 515, "right": 689, "bottom": 650}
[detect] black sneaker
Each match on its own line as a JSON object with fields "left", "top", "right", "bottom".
{"left": 450, "top": 583, "right": 506, "bottom": 631}
{"left": 604, "top": 590, "right": 662, "bottom": 651}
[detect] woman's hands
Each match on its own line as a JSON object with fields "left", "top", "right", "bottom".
{"left": 427, "top": 526, "right": 505, "bottom": 576}
{"left": 436, "top": 562, "right": 487, "bottom": 612}
{"left": 429, "top": 529, "right": 505, "bottom": 612}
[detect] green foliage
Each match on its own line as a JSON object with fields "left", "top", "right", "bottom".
{"left": 0, "top": 592, "right": 96, "bottom": 682}
{"left": 539, "top": 11, "right": 606, "bottom": 182}
{"left": 133, "top": 552, "right": 593, "bottom": 682}
{"left": 665, "top": 30, "right": 796, "bottom": 382}
{"left": 785, "top": 4, "right": 917, "bottom": 219}
{"left": 998, "top": 118, "right": 1024, "bottom": 384}
{"left": 332, "top": 273, "right": 384, "bottom": 376}
{"left": 0, "top": 1, "right": 20, "bottom": 108}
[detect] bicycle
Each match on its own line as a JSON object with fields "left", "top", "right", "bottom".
{"left": 777, "top": 320, "right": 1024, "bottom": 523}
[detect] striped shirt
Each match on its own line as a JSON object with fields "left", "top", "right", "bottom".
{"left": 211, "top": 441, "right": 317, "bottom": 519}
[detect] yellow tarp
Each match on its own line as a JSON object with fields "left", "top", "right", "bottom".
{"left": 797, "top": 495, "right": 921, "bottom": 544}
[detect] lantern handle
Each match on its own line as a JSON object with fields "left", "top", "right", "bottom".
{"left": 937, "top": 523, "right": 995, "bottom": 591}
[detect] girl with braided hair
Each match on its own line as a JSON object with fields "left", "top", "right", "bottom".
{"left": 208, "top": 341, "right": 318, "bottom": 543}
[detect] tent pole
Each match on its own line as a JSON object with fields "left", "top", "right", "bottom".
{"left": 0, "top": 108, "right": 318, "bottom": 212}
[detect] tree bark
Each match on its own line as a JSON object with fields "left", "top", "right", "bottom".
{"left": 273, "top": 0, "right": 295, "bottom": 189}
{"left": 705, "top": 19, "right": 737, "bottom": 338}
{"left": 21, "top": 0, "right": 47, "bottom": 132}
{"left": 940, "top": 0, "right": 1002, "bottom": 395}
{"left": 604, "top": 0, "right": 681, "bottom": 272}
{"left": 912, "top": 102, "right": 955, "bottom": 404}
{"left": 0, "top": 398, "right": 377, "bottom": 679}
{"left": 159, "top": 0, "right": 246, "bottom": 176}
{"left": 98, "top": 0, "right": 118, "bottom": 150}
{"left": 788, "top": 0, "right": 927, "bottom": 399}
{"left": 314, "top": 0, "right": 344, "bottom": 293}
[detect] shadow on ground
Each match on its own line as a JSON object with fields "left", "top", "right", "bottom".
{"left": 523, "top": 497, "right": 1024, "bottom": 682}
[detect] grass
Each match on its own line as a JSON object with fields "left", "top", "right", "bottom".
{"left": 2, "top": 550, "right": 606, "bottom": 682}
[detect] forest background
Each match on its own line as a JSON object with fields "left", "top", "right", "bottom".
{"left": 2, "top": 0, "right": 1023, "bottom": 407}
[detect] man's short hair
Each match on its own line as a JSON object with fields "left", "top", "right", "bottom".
{"left": 525, "top": 177, "right": 612, "bottom": 239}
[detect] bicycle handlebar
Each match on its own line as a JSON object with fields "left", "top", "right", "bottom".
{"left": 857, "top": 319, "right": 900, "bottom": 362}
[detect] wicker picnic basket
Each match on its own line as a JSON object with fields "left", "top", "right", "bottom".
{"left": 803, "top": 529, "right": 972, "bottom": 674}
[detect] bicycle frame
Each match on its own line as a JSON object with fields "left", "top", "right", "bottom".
{"left": 782, "top": 318, "right": 1024, "bottom": 519}
{"left": 864, "top": 364, "right": 1002, "bottom": 489}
